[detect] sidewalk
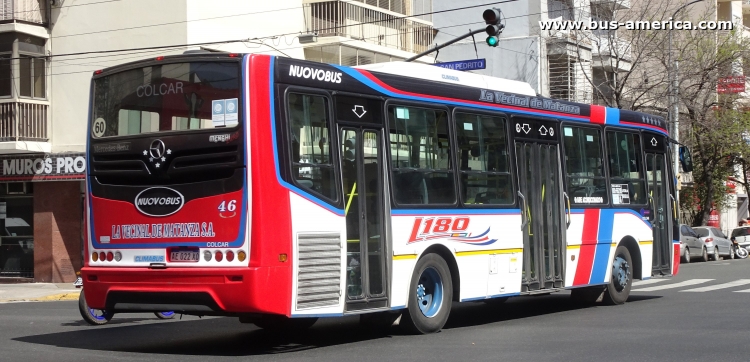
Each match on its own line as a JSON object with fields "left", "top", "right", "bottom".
{"left": 0, "top": 283, "right": 80, "bottom": 303}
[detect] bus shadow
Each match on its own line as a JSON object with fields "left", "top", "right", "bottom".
{"left": 15, "top": 293, "right": 662, "bottom": 356}
{"left": 443, "top": 293, "right": 662, "bottom": 330}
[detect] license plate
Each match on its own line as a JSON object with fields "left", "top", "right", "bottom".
{"left": 170, "top": 251, "right": 199, "bottom": 262}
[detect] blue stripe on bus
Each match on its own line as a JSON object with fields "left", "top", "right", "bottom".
{"left": 268, "top": 57, "right": 345, "bottom": 216}
{"left": 590, "top": 209, "right": 615, "bottom": 284}
{"left": 605, "top": 107, "right": 620, "bottom": 125}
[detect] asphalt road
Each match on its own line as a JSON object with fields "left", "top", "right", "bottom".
{"left": 2, "top": 258, "right": 749, "bottom": 362}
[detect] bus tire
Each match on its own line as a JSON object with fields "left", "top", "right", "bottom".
{"left": 252, "top": 315, "right": 317, "bottom": 332}
{"left": 401, "top": 253, "right": 453, "bottom": 334}
{"left": 603, "top": 245, "right": 633, "bottom": 305}
{"left": 78, "top": 289, "right": 114, "bottom": 326}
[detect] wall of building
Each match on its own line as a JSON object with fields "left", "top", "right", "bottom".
{"left": 33, "top": 181, "right": 82, "bottom": 282}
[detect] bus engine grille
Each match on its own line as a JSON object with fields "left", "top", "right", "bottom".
{"left": 295, "top": 233, "right": 342, "bottom": 310}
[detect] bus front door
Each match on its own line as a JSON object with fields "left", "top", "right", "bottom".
{"left": 515, "top": 140, "right": 566, "bottom": 292}
{"left": 645, "top": 136, "right": 673, "bottom": 275}
{"left": 340, "top": 127, "right": 389, "bottom": 310}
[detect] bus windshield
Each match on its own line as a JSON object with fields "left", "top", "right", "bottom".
{"left": 91, "top": 61, "right": 240, "bottom": 138}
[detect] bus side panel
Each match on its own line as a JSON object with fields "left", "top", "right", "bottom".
{"left": 390, "top": 212, "right": 523, "bottom": 305}
{"left": 566, "top": 209, "right": 654, "bottom": 288}
{"left": 248, "top": 54, "right": 292, "bottom": 316}
{"left": 289, "top": 192, "right": 346, "bottom": 316}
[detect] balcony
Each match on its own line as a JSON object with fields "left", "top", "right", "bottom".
{"left": 590, "top": 0, "right": 631, "bottom": 11}
{"left": 303, "top": 0, "right": 434, "bottom": 55}
{"left": 0, "top": 0, "right": 47, "bottom": 25}
{"left": 591, "top": 37, "right": 632, "bottom": 72}
{"left": 0, "top": 100, "right": 48, "bottom": 144}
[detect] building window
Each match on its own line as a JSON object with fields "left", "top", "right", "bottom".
{"left": 563, "top": 125, "right": 608, "bottom": 204}
{"left": 454, "top": 112, "right": 512, "bottom": 205}
{"left": 388, "top": 105, "right": 455, "bottom": 205}
{"left": 0, "top": 182, "right": 34, "bottom": 278}
{"left": 19, "top": 56, "right": 45, "bottom": 98}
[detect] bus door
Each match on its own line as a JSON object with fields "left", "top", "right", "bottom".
{"left": 336, "top": 96, "right": 389, "bottom": 311}
{"left": 513, "top": 118, "right": 566, "bottom": 292}
{"left": 644, "top": 133, "right": 673, "bottom": 275}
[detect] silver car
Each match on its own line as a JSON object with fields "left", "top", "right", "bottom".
{"left": 680, "top": 224, "right": 708, "bottom": 263}
{"left": 693, "top": 226, "right": 733, "bottom": 260}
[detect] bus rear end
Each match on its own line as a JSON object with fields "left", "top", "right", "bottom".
{"left": 83, "top": 54, "right": 256, "bottom": 315}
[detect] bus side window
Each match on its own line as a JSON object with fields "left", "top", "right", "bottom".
{"left": 286, "top": 93, "right": 337, "bottom": 201}
{"left": 606, "top": 130, "right": 646, "bottom": 205}
{"left": 562, "top": 125, "right": 608, "bottom": 205}
{"left": 454, "top": 112, "right": 512, "bottom": 205}
{"left": 388, "top": 105, "right": 455, "bottom": 205}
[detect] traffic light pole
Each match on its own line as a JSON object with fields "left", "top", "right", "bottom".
{"left": 404, "top": 28, "right": 486, "bottom": 62}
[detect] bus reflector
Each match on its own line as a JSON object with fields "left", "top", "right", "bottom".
{"left": 203, "top": 250, "right": 212, "bottom": 262}
{"left": 92, "top": 252, "right": 98, "bottom": 262}
{"left": 94, "top": 70, "right": 103, "bottom": 75}
{"left": 155, "top": 56, "right": 165, "bottom": 61}
{"left": 226, "top": 250, "right": 235, "bottom": 262}
{"left": 106, "top": 252, "right": 114, "bottom": 262}
{"left": 228, "top": 53, "right": 239, "bottom": 58}
{"left": 238, "top": 250, "right": 246, "bottom": 262}
{"left": 114, "top": 251, "right": 122, "bottom": 262}
{"left": 215, "top": 251, "right": 223, "bottom": 262}
{"left": 279, "top": 253, "right": 287, "bottom": 262}
{"left": 99, "top": 252, "right": 106, "bottom": 261}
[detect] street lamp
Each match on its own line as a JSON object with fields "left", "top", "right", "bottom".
{"left": 669, "top": 0, "right": 704, "bottom": 205}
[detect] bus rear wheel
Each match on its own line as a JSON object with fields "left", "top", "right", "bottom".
{"left": 603, "top": 245, "right": 633, "bottom": 305}
{"left": 400, "top": 253, "right": 453, "bottom": 334}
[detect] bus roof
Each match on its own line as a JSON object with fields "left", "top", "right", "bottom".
{"left": 356, "top": 61, "right": 537, "bottom": 97}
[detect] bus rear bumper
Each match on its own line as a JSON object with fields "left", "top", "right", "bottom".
{"left": 81, "top": 266, "right": 289, "bottom": 316}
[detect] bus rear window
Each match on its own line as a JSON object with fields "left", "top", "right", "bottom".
{"left": 92, "top": 61, "right": 240, "bottom": 137}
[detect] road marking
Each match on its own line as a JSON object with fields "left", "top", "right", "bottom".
{"left": 733, "top": 288, "right": 750, "bottom": 293}
{"left": 632, "top": 279, "right": 668, "bottom": 286}
{"left": 631, "top": 279, "right": 713, "bottom": 292}
{"left": 680, "top": 279, "right": 750, "bottom": 292}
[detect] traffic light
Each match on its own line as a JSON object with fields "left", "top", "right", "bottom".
{"left": 483, "top": 8, "right": 504, "bottom": 47}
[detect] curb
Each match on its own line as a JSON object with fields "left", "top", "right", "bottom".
{"left": 0, "top": 291, "right": 81, "bottom": 303}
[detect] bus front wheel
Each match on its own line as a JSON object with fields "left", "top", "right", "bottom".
{"left": 400, "top": 253, "right": 453, "bottom": 334}
{"left": 603, "top": 245, "right": 633, "bottom": 305}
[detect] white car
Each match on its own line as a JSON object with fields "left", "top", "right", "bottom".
{"left": 730, "top": 227, "right": 750, "bottom": 254}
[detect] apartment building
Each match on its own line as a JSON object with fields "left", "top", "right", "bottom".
{"left": 0, "top": 0, "right": 433, "bottom": 282}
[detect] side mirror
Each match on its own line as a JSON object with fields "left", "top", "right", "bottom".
{"left": 679, "top": 146, "right": 693, "bottom": 172}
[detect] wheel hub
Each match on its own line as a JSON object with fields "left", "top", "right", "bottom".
{"left": 415, "top": 267, "right": 443, "bottom": 318}
{"left": 612, "top": 256, "right": 630, "bottom": 292}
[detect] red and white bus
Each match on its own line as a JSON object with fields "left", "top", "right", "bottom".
{"left": 82, "top": 53, "right": 680, "bottom": 333}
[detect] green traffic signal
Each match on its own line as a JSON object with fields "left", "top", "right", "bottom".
{"left": 486, "top": 36, "right": 499, "bottom": 47}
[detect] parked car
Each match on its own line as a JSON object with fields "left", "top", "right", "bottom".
{"left": 730, "top": 226, "right": 750, "bottom": 255}
{"left": 693, "top": 226, "right": 733, "bottom": 260}
{"left": 680, "top": 224, "right": 708, "bottom": 263}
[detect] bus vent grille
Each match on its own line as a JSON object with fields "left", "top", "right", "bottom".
{"left": 296, "top": 233, "right": 342, "bottom": 310}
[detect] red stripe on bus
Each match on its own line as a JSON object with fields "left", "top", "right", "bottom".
{"left": 249, "top": 55, "right": 293, "bottom": 315}
{"left": 589, "top": 105, "right": 606, "bottom": 124}
{"left": 573, "top": 209, "right": 600, "bottom": 285}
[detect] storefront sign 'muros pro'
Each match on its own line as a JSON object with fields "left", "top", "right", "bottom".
{"left": 0, "top": 153, "right": 86, "bottom": 181}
